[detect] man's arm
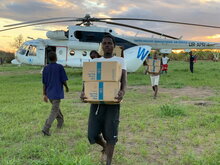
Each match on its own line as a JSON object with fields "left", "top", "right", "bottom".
{"left": 63, "top": 81, "right": 69, "bottom": 92}
{"left": 115, "top": 69, "right": 127, "bottom": 102}
{"left": 42, "top": 68, "right": 48, "bottom": 103}
{"left": 80, "top": 82, "right": 87, "bottom": 102}
{"left": 43, "top": 84, "right": 48, "bottom": 102}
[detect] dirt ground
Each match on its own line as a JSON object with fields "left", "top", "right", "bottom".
{"left": 128, "top": 85, "right": 217, "bottom": 106}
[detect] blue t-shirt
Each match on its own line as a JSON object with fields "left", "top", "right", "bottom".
{"left": 42, "top": 63, "right": 68, "bottom": 100}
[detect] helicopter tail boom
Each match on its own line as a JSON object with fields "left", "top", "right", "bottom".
{"left": 124, "top": 45, "right": 151, "bottom": 72}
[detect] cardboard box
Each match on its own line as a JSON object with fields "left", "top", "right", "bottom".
{"left": 147, "top": 58, "right": 161, "bottom": 73}
{"left": 83, "top": 61, "right": 122, "bottom": 81}
{"left": 98, "top": 45, "right": 123, "bottom": 57}
{"left": 84, "top": 81, "right": 121, "bottom": 103}
{"left": 148, "top": 65, "right": 161, "bottom": 73}
{"left": 147, "top": 59, "right": 161, "bottom": 67}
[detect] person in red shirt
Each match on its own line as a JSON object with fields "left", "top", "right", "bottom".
{"left": 161, "top": 54, "right": 170, "bottom": 74}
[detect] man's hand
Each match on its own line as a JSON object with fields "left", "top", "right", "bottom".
{"left": 80, "top": 91, "right": 87, "bottom": 102}
{"left": 65, "top": 86, "right": 69, "bottom": 93}
{"left": 43, "top": 95, "right": 48, "bottom": 103}
{"left": 115, "top": 90, "right": 125, "bottom": 102}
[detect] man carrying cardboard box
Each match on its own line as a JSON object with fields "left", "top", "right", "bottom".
{"left": 81, "top": 34, "right": 127, "bottom": 165}
{"left": 147, "top": 51, "right": 162, "bottom": 99}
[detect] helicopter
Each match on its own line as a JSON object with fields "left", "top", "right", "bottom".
{"left": 1, "top": 14, "right": 220, "bottom": 72}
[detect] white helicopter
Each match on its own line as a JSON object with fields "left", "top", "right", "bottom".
{"left": 1, "top": 14, "right": 220, "bottom": 72}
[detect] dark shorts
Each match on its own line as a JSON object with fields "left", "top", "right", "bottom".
{"left": 88, "top": 104, "right": 120, "bottom": 145}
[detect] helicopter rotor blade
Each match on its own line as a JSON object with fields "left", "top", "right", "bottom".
{"left": 4, "top": 17, "right": 77, "bottom": 27}
{"left": 0, "top": 19, "right": 79, "bottom": 32}
{"left": 98, "top": 20, "right": 179, "bottom": 40}
{"left": 3, "top": 14, "right": 220, "bottom": 30}
{"left": 2, "top": 14, "right": 220, "bottom": 35}
{"left": 3, "top": 14, "right": 98, "bottom": 28}
{"left": 98, "top": 18, "right": 220, "bottom": 29}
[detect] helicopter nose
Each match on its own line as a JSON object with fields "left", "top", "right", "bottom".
{"left": 15, "top": 52, "right": 21, "bottom": 62}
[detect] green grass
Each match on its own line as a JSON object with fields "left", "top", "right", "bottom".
{"left": 0, "top": 61, "right": 220, "bottom": 165}
{"left": 159, "top": 104, "right": 186, "bottom": 117}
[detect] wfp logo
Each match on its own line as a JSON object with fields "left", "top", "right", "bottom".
{"left": 137, "top": 47, "right": 149, "bottom": 61}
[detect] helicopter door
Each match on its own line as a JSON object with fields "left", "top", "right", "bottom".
{"left": 56, "top": 46, "right": 67, "bottom": 66}
{"left": 45, "top": 46, "right": 56, "bottom": 64}
{"left": 36, "top": 46, "right": 46, "bottom": 65}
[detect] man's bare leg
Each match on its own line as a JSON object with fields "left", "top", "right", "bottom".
{"left": 95, "top": 135, "right": 107, "bottom": 164}
{"left": 96, "top": 134, "right": 106, "bottom": 149}
{"left": 152, "top": 86, "right": 155, "bottom": 91}
{"left": 105, "top": 144, "right": 115, "bottom": 165}
{"left": 154, "top": 85, "right": 158, "bottom": 99}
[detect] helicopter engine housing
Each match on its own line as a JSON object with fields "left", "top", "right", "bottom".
{"left": 46, "top": 30, "right": 68, "bottom": 40}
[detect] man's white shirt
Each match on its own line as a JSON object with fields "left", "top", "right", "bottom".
{"left": 92, "top": 56, "right": 127, "bottom": 70}
{"left": 162, "top": 57, "right": 169, "bottom": 65}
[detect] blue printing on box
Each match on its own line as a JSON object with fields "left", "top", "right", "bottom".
{"left": 96, "top": 62, "right": 102, "bottom": 80}
{"left": 98, "top": 82, "right": 104, "bottom": 100}
{"left": 152, "top": 60, "right": 156, "bottom": 72}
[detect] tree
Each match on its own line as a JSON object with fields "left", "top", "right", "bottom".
{"left": 11, "top": 34, "right": 24, "bottom": 50}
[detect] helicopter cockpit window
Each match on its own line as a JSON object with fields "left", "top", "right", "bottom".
{"left": 26, "top": 45, "right": 37, "bottom": 56}
{"left": 69, "top": 50, "right": 75, "bottom": 56}
{"left": 18, "top": 44, "right": 29, "bottom": 55}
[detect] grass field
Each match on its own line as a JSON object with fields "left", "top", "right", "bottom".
{"left": 0, "top": 61, "right": 219, "bottom": 165}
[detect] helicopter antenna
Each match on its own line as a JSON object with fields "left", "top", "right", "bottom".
{"left": 27, "top": 36, "right": 34, "bottom": 40}
{"left": 135, "top": 31, "right": 139, "bottom": 37}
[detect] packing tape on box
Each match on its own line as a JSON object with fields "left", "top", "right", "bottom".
{"left": 96, "top": 62, "right": 102, "bottom": 80}
{"left": 98, "top": 82, "right": 104, "bottom": 100}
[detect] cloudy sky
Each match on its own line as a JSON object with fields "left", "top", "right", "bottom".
{"left": 1, "top": 0, "right": 220, "bottom": 51}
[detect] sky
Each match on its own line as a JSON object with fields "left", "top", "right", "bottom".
{"left": 1, "top": 0, "right": 220, "bottom": 52}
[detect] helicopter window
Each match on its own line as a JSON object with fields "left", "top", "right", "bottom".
{"left": 18, "top": 44, "right": 29, "bottom": 55}
{"left": 75, "top": 31, "right": 103, "bottom": 43}
{"left": 58, "top": 49, "right": 63, "bottom": 56}
{"left": 74, "top": 31, "right": 137, "bottom": 49}
{"left": 74, "top": 31, "right": 82, "bottom": 39}
{"left": 69, "top": 50, "right": 75, "bottom": 56}
{"left": 27, "top": 45, "right": 37, "bottom": 56}
{"left": 82, "top": 51, "right": 87, "bottom": 56}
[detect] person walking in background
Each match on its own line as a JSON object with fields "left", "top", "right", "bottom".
{"left": 42, "top": 51, "right": 69, "bottom": 136}
{"left": 189, "top": 51, "right": 195, "bottom": 73}
{"left": 90, "top": 50, "right": 101, "bottom": 59}
{"left": 213, "top": 52, "right": 219, "bottom": 62}
{"left": 161, "top": 54, "right": 170, "bottom": 74}
{"left": 147, "top": 51, "right": 162, "bottom": 99}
